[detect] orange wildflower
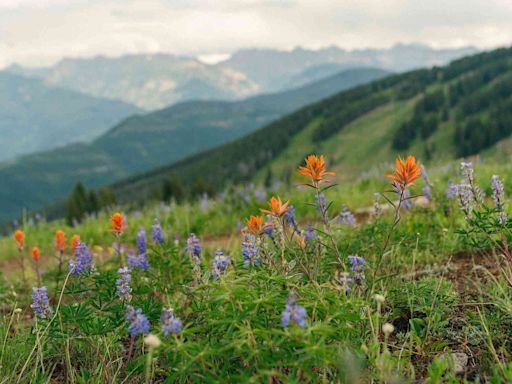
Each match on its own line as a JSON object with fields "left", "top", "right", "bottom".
{"left": 110, "top": 212, "right": 126, "bottom": 234}
{"left": 32, "top": 247, "right": 40, "bottom": 262}
{"left": 14, "top": 230, "right": 25, "bottom": 249}
{"left": 296, "top": 236, "right": 306, "bottom": 250}
{"left": 386, "top": 155, "right": 422, "bottom": 189}
{"left": 260, "top": 196, "right": 290, "bottom": 217}
{"left": 55, "top": 230, "right": 66, "bottom": 251}
{"left": 245, "top": 215, "right": 271, "bottom": 235}
{"left": 298, "top": 154, "right": 336, "bottom": 184}
{"left": 71, "top": 234, "right": 80, "bottom": 250}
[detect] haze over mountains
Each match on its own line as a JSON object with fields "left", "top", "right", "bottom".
{"left": 6, "top": 43, "right": 477, "bottom": 110}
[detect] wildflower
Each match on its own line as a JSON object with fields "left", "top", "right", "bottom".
{"left": 161, "top": 308, "right": 182, "bottom": 336}
{"left": 461, "top": 162, "right": 474, "bottom": 184}
{"left": 69, "top": 241, "right": 94, "bottom": 275}
{"left": 31, "top": 247, "right": 40, "bottom": 262}
{"left": 386, "top": 155, "right": 422, "bottom": 190}
{"left": 245, "top": 215, "right": 267, "bottom": 236}
{"left": 284, "top": 205, "right": 299, "bottom": 231}
{"left": 151, "top": 219, "right": 165, "bottom": 244}
{"left": 187, "top": 233, "right": 202, "bottom": 262}
{"left": 422, "top": 186, "right": 432, "bottom": 202}
{"left": 110, "top": 212, "right": 126, "bottom": 234}
{"left": 262, "top": 223, "right": 274, "bottom": 237}
{"left": 402, "top": 189, "right": 413, "bottom": 210}
{"left": 382, "top": 322, "right": 395, "bottom": 336}
{"left": 491, "top": 175, "right": 505, "bottom": 211}
{"left": 125, "top": 306, "right": 150, "bottom": 337}
{"left": 455, "top": 184, "right": 474, "bottom": 219}
{"left": 260, "top": 196, "right": 290, "bottom": 217}
{"left": 14, "top": 230, "right": 25, "bottom": 250}
{"left": 304, "top": 224, "right": 317, "bottom": 242}
{"left": 375, "top": 294, "right": 385, "bottom": 303}
{"left": 336, "top": 271, "right": 354, "bottom": 293}
{"left": 211, "top": 250, "right": 230, "bottom": 279}
{"left": 281, "top": 292, "right": 307, "bottom": 328}
{"left": 71, "top": 234, "right": 80, "bottom": 250}
{"left": 144, "top": 334, "right": 161, "bottom": 348}
{"left": 338, "top": 206, "right": 356, "bottom": 226}
{"left": 127, "top": 251, "right": 150, "bottom": 271}
{"left": 421, "top": 166, "right": 433, "bottom": 189}
{"left": 297, "top": 154, "right": 336, "bottom": 185}
{"left": 348, "top": 255, "right": 365, "bottom": 284}
{"left": 296, "top": 236, "right": 306, "bottom": 250}
{"left": 116, "top": 267, "right": 132, "bottom": 300}
{"left": 55, "top": 230, "right": 66, "bottom": 251}
{"left": 242, "top": 235, "right": 260, "bottom": 267}
{"left": 316, "top": 193, "right": 327, "bottom": 213}
{"left": 136, "top": 227, "right": 147, "bottom": 255}
{"left": 446, "top": 182, "right": 458, "bottom": 200}
{"left": 31, "top": 287, "right": 52, "bottom": 319}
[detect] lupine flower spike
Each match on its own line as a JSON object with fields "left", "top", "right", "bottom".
{"left": 116, "top": 267, "right": 132, "bottom": 301}
{"left": 125, "top": 306, "right": 150, "bottom": 337}
{"left": 491, "top": 175, "right": 507, "bottom": 224}
{"left": 69, "top": 241, "right": 94, "bottom": 275}
{"left": 31, "top": 287, "right": 52, "bottom": 319}
{"left": 281, "top": 292, "right": 308, "bottom": 329}
{"left": 151, "top": 219, "right": 165, "bottom": 244}
{"left": 161, "top": 308, "right": 182, "bottom": 336}
{"left": 298, "top": 154, "right": 336, "bottom": 185}
{"left": 211, "top": 250, "right": 230, "bottom": 279}
{"left": 187, "top": 233, "right": 202, "bottom": 284}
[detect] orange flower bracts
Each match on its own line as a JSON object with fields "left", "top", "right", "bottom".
{"left": 55, "top": 230, "right": 66, "bottom": 251}
{"left": 245, "top": 215, "right": 271, "bottom": 235}
{"left": 386, "top": 155, "right": 422, "bottom": 190}
{"left": 32, "top": 247, "right": 40, "bottom": 262}
{"left": 260, "top": 196, "right": 290, "bottom": 218}
{"left": 110, "top": 212, "right": 126, "bottom": 234}
{"left": 14, "top": 230, "right": 25, "bottom": 250}
{"left": 71, "top": 234, "right": 80, "bottom": 250}
{"left": 298, "top": 155, "right": 336, "bottom": 185}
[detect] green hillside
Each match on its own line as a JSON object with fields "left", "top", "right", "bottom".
{"left": 110, "top": 47, "right": 512, "bottom": 206}
{"left": 0, "top": 68, "right": 389, "bottom": 223}
{"left": 0, "top": 71, "right": 141, "bottom": 162}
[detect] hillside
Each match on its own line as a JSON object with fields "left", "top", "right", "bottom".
{"left": 110, "top": 47, "right": 512, "bottom": 205}
{"left": 0, "top": 71, "right": 141, "bottom": 162}
{"left": 6, "top": 44, "right": 476, "bottom": 110}
{"left": 0, "top": 68, "right": 389, "bottom": 223}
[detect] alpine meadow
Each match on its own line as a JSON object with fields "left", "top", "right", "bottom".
{"left": 2, "top": 1, "right": 512, "bottom": 383}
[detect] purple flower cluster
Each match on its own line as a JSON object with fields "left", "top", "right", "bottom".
{"left": 461, "top": 162, "right": 474, "bottom": 184}
{"left": 69, "top": 241, "right": 94, "bottom": 276}
{"left": 136, "top": 227, "right": 147, "bottom": 255}
{"left": 402, "top": 189, "right": 413, "bottom": 210}
{"left": 187, "top": 233, "right": 202, "bottom": 262}
{"left": 125, "top": 306, "right": 150, "bottom": 337}
{"left": 161, "top": 308, "right": 182, "bottom": 336}
{"left": 491, "top": 175, "right": 507, "bottom": 224}
{"left": 31, "top": 287, "right": 52, "bottom": 319}
{"left": 116, "top": 267, "right": 132, "bottom": 301}
{"left": 316, "top": 193, "right": 327, "bottom": 214}
{"left": 455, "top": 183, "right": 474, "bottom": 218}
{"left": 446, "top": 182, "right": 458, "bottom": 200}
{"left": 281, "top": 293, "right": 307, "bottom": 329}
{"left": 151, "top": 219, "right": 165, "bottom": 244}
{"left": 336, "top": 271, "right": 354, "bottom": 293}
{"left": 242, "top": 235, "right": 260, "bottom": 267}
{"left": 127, "top": 251, "right": 150, "bottom": 271}
{"left": 338, "top": 206, "right": 356, "bottom": 226}
{"left": 284, "top": 205, "right": 298, "bottom": 231}
{"left": 304, "top": 224, "right": 317, "bottom": 242}
{"left": 211, "top": 250, "right": 230, "bottom": 279}
{"left": 348, "top": 255, "right": 365, "bottom": 284}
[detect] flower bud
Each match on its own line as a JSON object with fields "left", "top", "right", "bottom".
{"left": 382, "top": 322, "right": 394, "bottom": 335}
{"left": 375, "top": 294, "right": 385, "bottom": 303}
{"left": 144, "top": 334, "right": 161, "bottom": 348}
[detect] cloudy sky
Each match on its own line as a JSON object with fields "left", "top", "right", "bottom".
{"left": 1, "top": 0, "right": 512, "bottom": 68}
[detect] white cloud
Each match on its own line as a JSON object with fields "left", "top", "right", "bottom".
{"left": 0, "top": 0, "right": 511, "bottom": 68}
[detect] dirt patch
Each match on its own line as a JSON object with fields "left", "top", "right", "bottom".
{"left": 446, "top": 250, "right": 500, "bottom": 293}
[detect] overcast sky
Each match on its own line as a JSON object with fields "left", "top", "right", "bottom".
{"left": 1, "top": 0, "right": 512, "bottom": 68}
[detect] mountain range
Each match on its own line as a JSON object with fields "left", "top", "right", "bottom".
{"left": 6, "top": 44, "right": 477, "bottom": 110}
{"left": 0, "top": 67, "right": 390, "bottom": 223}
{"left": 0, "top": 71, "right": 141, "bottom": 162}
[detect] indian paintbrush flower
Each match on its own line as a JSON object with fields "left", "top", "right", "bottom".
{"left": 297, "top": 154, "right": 336, "bottom": 185}
{"left": 55, "top": 230, "right": 66, "bottom": 251}
{"left": 260, "top": 196, "right": 290, "bottom": 218}
{"left": 386, "top": 155, "right": 422, "bottom": 190}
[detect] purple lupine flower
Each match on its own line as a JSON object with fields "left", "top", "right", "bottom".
{"left": 402, "top": 189, "right": 413, "bottom": 210}
{"left": 31, "top": 287, "right": 52, "bottom": 319}
{"left": 461, "top": 162, "right": 474, "bottom": 184}
{"left": 127, "top": 251, "right": 150, "bottom": 271}
{"left": 446, "top": 182, "right": 458, "bottom": 200}
{"left": 125, "top": 306, "right": 150, "bottom": 337}
{"left": 211, "top": 250, "right": 230, "bottom": 279}
{"left": 337, "top": 271, "right": 354, "bottom": 293}
{"left": 491, "top": 175, "right": 505, "bottom": 211}
{"left": 338, "top": 206, "right": 356, "bottom": 226}
{"left": 69, "top": 241, "right": 94, "bottom": 276}
{"left": 316, "top": 193, "right": 327, "bottom": 214}
{"left": 281, "top": 293, "right": 307, "bottom": 329}
{"left": 284, "top": 205, "right": 298, "bottom": 230}
{"left": 422, "top": 186, "right": 432, "bottom": 202}
{"left": 161, "top": 308, "right": 182, "bottom": 336}
{"left": 421, "top": 166, "right": 433, "bottom": 189}
{"left": 304, "top": 224, "right": 317, "bottom": 242}
{"left": 187, "top": 233, "right": 202, "bottom": 262}
{"left": 348, "top": 255, "right": 365, "bottom": 285}
{"left": 116, "top": 267, "right": 132, "bottom": 301}
{"left": 262, "top": 223, "right": 274, "bottom": 237}
{"left": 242, "top": 234, "right": 260, "bottom": 267}
{"left": 136, "top": 227, "right": 147, "bottom": 255}
{"left": 455, "top": 183, "right": 474, "bottom": 218}
{"left": 151, "top": 219, "right": 165, "bottom": 244}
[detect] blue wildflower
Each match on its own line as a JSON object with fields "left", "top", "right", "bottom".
{"left": 127, "top": 251, "right": 150, "bottom": 271}
{"left": 338, "top": 206, "right": 356, "bottom": 226}
{"left": 125, "top": 306, "right": 150, "bottom": 337}
{"left": 284, "top": 205, "right": 298, "bottom": 231}
{"left": 187, "top": 233, "right": 202, "bottom": 261}
{"left": 242, "top": 234, "right": 260, "bottom": 267}
{"left": 348, "top": 255, "right": 365, "bottom": 285}
{"left": 262, "top": 223, "right": 274, "bottom": 238}
{"left": 336, "top": 271, "right": 354, "bottom": 293}
{"left": 116, "top": 267, "right": 132, "bottom": 301}
{"left": 136, "top": 227, "right": 147, "bottom": 255}
{"left": 69, "top": 241, "right": 94, "bottom": 276}
{"left": 304, "top": 224, "right": 317, "bottom": 242}
{"left": 446, "top": 182, "right": 458, "bottom": 200}
{"left": 211, "top": 250, "right": 230, "bottom": 279}
{"left": 31, "top": 287, "right": 52, "bottom": 319}
{"left": 161, "top": 308, "right": 182, "bottom": 336}
{"left": 316, "top": 193, "right": 327, "bottom": 214}
{"left": 423, "top": 186, "right": 432, "bottom": 202}
{"left": 281, "top": 292, "right": 307, "bottom": 329}
{"left": 151, "top": 219, "right": 165, "bottom": 244}
{"left": 402, "top": 189, "right": 413, "bottom": 210}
